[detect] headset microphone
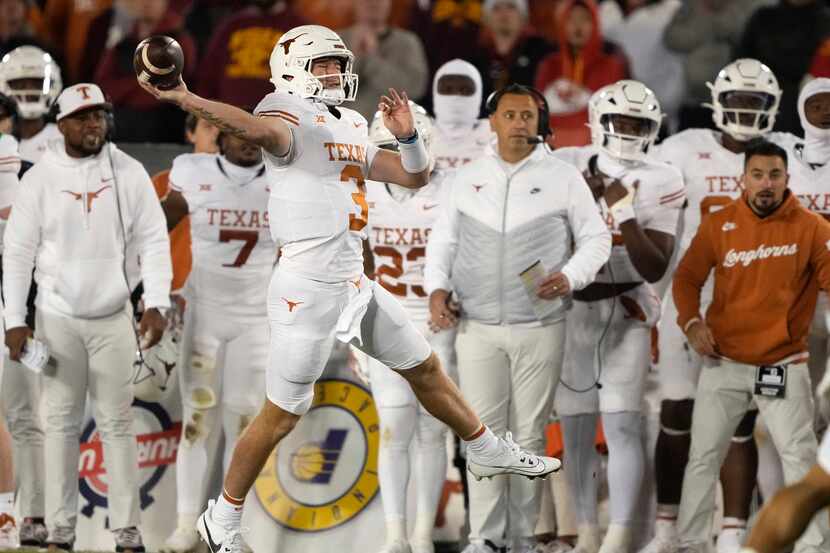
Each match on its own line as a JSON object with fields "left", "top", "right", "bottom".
{"left": 526, "top": 136, "right": 544, "bottom": 144}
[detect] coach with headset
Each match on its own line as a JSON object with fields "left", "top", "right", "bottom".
{"left": 424, "top": 83, "right": 611, "bottom": 553}
{"left": 2, "top": 83, "right": 171, "bottom": 552}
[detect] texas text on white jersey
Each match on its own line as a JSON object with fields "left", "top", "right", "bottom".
{"left": 169, "top": 153, "right": 276, "bottom": 316}
{"left": 553, "top": 146, "right": 684, "bottom": 284}
{"left": 431, "top": 119, "right": 493, "bottom": 171}
{"left": 254, "top": 92, "right": 380, "bottom": 283}
{"left": 366, "top": 171, "right": 450, "bottom": 325}
{"left": 18, "top": 122, "right": 62, "bottom": 164}
{"left": 653, "top": 129, "right": 749, "bottom": 254}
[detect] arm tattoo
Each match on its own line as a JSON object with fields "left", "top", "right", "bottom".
{"left": 190, "top": 106, "right": 248, "bottom": 139}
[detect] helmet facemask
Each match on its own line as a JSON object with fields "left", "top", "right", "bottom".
{"left": 598, "top": 113, "right": 659, "bottom": 163}
{"left": 714, "top": 90, "right": 777, "bottom": 141}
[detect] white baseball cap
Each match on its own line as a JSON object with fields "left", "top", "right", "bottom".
{"left": 55, "top": 83, "right": 111, "bottom": 121}
{"left": 483, "top": 0, "right": 529, "bottom": 18}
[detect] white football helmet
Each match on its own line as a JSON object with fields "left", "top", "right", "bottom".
{"left": 269, "top": 25, "right": 358, "bottom": 106}
{"left": 588, "top": 80, "right": 662, "bottom": 163}
{"left": 705, "top": 58, "right": 781, "bottom": 142}
{"left": 0, "top": 46, "right": 62, "bottom": 119}
{"left": 133, "top": 328, "right": 180, "bottom": 403}
{"left": 369, "top": 101, "right": 434, "bottom": 151}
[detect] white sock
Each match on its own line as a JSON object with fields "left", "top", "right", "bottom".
{"left": 463, "top": 426, "right": 500, "bottom": 460}
{"left": 721, "top": 517, "right": 747, "bottom": 530}
{"left": 654, "top": 504, "right": 678, "bottom": 539}
{"left": 411, "top": 413, "right": 446, "bottom": 544}
{"left": 177, "top": 512, "right": 198, "bottom": 530}
{"left": 386, "top": 516, "right": 407, "bottom": 544}
{"left": 212, "top": 494, "right": 243, "bottom": 528}
{"left": 602, "top": 411, "right": 645, "bottom": 525}
{"left": 176, "top": 414, "right": 210, "bottom": 516}
{"left": 378, "top": 405, "right": 415, "bottom": 525}
{"left": 561, "top": 414, "right": 600, "bottom": 525}
{"left": 0, "top": 492, "right": 12, "bottom": 515}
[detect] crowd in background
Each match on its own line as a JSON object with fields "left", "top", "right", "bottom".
{"left": 2, "top": 0, "right": 830, "bottom": 145}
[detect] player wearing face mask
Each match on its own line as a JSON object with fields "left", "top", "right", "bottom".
{"left": 777, "top": 79, "right": 830, "bottom": 423}
{"left": 430, "top": 59, "right": 494, "bottom": 171}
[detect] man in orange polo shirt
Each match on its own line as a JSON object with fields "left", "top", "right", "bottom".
{"left": 670, "top": 139, "right": 830, "bottom": 553}
{"left": 152, "top": 114, "right": 219, "bottom": 295}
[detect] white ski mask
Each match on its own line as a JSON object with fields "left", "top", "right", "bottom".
{"left": 432, "top": 59, "right": 482, "bottom": 127}
{"left": 798, "top": 77, "right": 830, "bottom": 165}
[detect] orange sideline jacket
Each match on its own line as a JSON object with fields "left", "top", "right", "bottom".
{"left": 152, "top": 169, "right": 191, "bottom": 292}
{"left": 673, "top": 191, "right": 830, "bottom": 365}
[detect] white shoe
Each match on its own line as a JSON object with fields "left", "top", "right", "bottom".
{"left": 716, "top": 529, "right": 746, "bottom": 553}
{"left": 637, "top": 536, "right": 678, "bottom": 553}
{"left": 0, "top": 513, "right": 17, "bottom": 548}
{"left": 510, "top": 537, "right": 537, "bottom": 553}
{"left": 410, "top": 538, "right": 434, "bottom": 553}
{"left": 197, "top": 500, "right": 245, "bottom": 553}
{"left": 379, "top": 540, "right": 412, "bottom": 553}
{"left": 536, "top": 540, "right": 574, "bottom": 553}
{"left": 162, "top": 525, "right": 200, "bottom": 553}
{"left": 462, "top": 542, "right": 499, "bottom": 553}
{"left": 467, "top": 432, "right": 561, "bottom": 480}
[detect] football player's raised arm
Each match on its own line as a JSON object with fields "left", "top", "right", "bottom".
{"left": 367, "top": 88, "right": 430, "bottom": 189}
{"left": 138, "top": 78, "right": 291, "bottom": 157}
{"left": 368, "top": 149, "right": 430, "bottom": 189}
{"left": 161, "top": 189, "right": 190, "bottom": 232}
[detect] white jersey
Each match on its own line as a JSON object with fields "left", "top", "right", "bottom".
{"left": 0, "top": 134, "right": 21, "bottom": 254}
{"left": 653, "top": 129, "right": 754, "bottom": 256}
{"left": 431, "top": 119, "right": 493, "bottom": 171}
{"left": 553, "top": 146, "right": 684, "bottom": 284}
{"left": 366, "top": 171, "right": 450, "bottom": 324}
{"left": 254, "top": 92, "right": 380, "bottom": 283}
{"left": 169, "top": 153, "right": 276, "bottom": 317}
{"left": 772, "top": 138, "right": 830, "bottom": 220}
{"left": 18, "top": 123, "right": 62, "bottom": 164}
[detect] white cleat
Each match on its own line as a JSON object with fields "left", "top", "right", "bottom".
{"left": 379, "top": 539, "right": 412, "bottom": 553}
{"left": 637, "top": 536, "right": 679, "bottom": 553}
{"left": 410, "top": 538, "right": 434, "bottom": 553}
{"left": 0, "top": 513, "right": 17, "bottom": 548}
{"left": 162, "top": 525, "right": 200, "bottom": 553}
{"left": 197, "top": 500, "right": 245, "bottom": 553}
{"left": 535, "top": 540, "right": 574, "bottom": 553}
{"left": 716, "top": 528, "right": 746, "bottom": 553}
{"left": 467, "top": 432, "right": 561, "bottom": 481}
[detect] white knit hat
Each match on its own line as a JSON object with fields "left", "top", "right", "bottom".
{"left": 483, "top": 0, "right": 529, "bottom": 18}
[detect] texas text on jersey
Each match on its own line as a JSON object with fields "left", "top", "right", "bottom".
{"left": 366, "top": 171, "right": 451, "bottom": 325}
{"left": 254, "top": 92, "right": 379, "bottom": 283}
{"left": 169, "top": 152, "right": 275, "bottom": 316}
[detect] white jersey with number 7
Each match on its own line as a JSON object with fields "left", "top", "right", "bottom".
{"left": 254, "top": 92, "right": 380, "bottom": 283}
{"left": 168, "top": 152, "right": 275, "bottom": 316}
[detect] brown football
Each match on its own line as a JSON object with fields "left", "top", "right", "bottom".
{"left": 134, "top": 35, "right": 184, "bottom": 90}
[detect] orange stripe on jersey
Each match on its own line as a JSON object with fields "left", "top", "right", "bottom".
{"left": 660, "top": 190, "right": 685, "bottom": 205}
{"left": 258, "top": 110, "right": 300, "bottom": 126}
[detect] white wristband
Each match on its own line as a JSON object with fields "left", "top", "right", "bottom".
{"left": 610, "top": 202, "right": 636, "bottom": 224}
{"left": 398, "top": 133, "right": 430, "bottom": 173}
{"left": 683, "top": 317, "right": 702, "bottom": 334}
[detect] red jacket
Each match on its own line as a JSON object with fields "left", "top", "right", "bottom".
{"left": 195, "top": 5, "right": 308, "bottom": 108}
{"left": 534, "top": 0, "right": 629, "bottom": 148}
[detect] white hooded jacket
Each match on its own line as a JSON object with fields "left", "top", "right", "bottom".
{"left": 3, "top": 140, "right": 172, "bottom": 327}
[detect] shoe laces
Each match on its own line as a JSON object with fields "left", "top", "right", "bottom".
{"left": 224, "top": 525, "right": 249, "bottom": 553}
{"left": 504, "top": 432, "right": 537, "bottom": 466}
{"left": 115, "top": 526, "right": 142, "bottom": 546}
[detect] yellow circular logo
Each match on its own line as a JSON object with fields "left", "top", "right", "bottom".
{"left": 255, "top": 379, "right": 380, "bottom": 532}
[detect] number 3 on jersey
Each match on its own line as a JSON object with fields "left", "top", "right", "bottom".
{"left": 341, "top": 164, "right": 368, "bottom": 231}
